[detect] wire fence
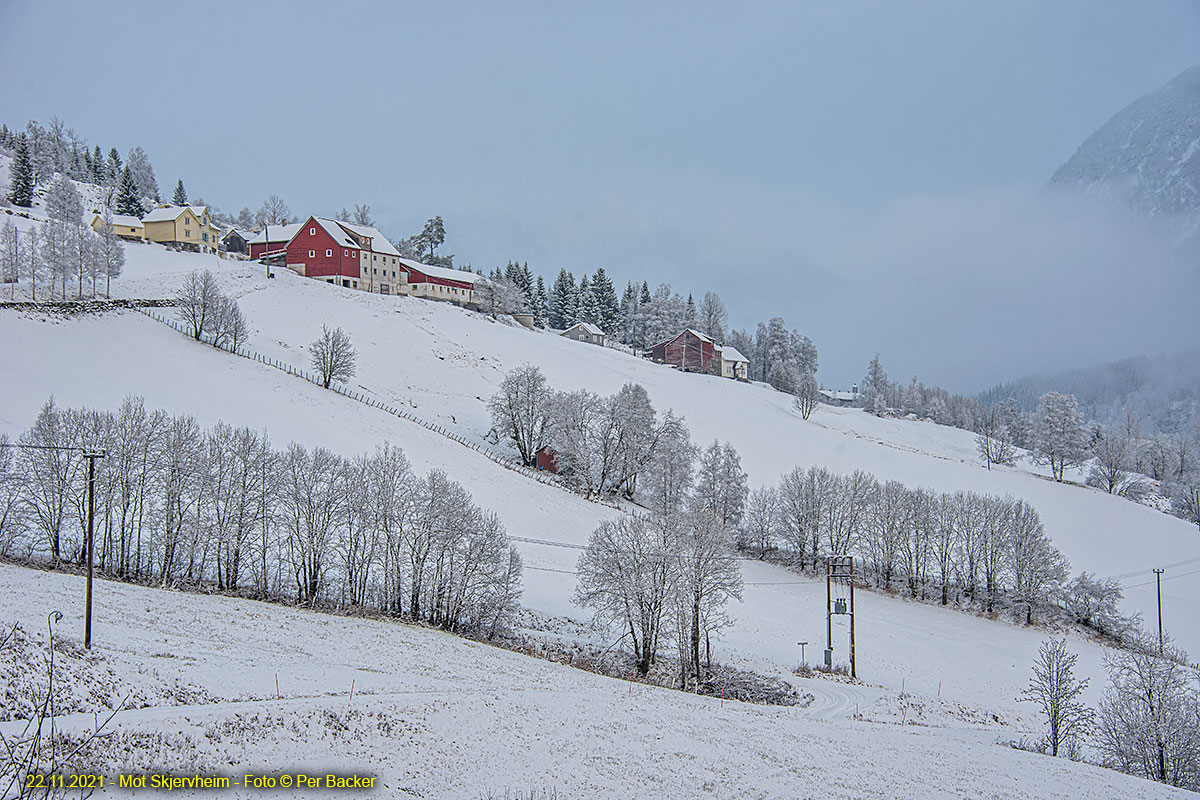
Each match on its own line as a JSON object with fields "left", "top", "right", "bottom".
{"left": 136, "top": 308, "right": 625, "bottom": 512}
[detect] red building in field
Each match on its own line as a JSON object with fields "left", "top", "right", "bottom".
{"left": 285, "top": 217, "right": 408, "bottom": 291}
{"left": 650, "top": 329, "right": 718, "bottom": 372}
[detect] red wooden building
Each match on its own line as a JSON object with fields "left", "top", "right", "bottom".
{"left": 247, "top": 222, "right": 303, "bottom": 259}
{"left": 285, "top": 217, "right": 408, "bottom": 291}
{"left": 650, "top": 329, "right": 718, "bottom": 372}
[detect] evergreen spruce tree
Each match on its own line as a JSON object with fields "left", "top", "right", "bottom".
{"left": 549, "top": 268, "right": 576, "bottom": 329}
{"left": 619, "top": 281, "right": 638, "bottom": 346}
{"left": 591, "top": 267, "right": 620, "bottom": 334}
{"left": 106, "top": 147, "right": 122, "bottom": 185}
{"left": 115, "top": 166, "right": 145, "bottom": 217}
{"left": 173, "top": 179, "right": 188, "bottom": 205}
{"left": 8, "top": 134, "right": 35, "bottom": 208}
{"left": 0, "top": 124, "right": 8, "bottom": 147}
{"left": 685, "top": 293, "right": 698, "bottom": 329}
{"left": 578, "top": 275, "right": 600, "bottom": 324}
{"left": 91, "top": 145, "right": 104, "bottom": 183}
{"left": 533, "top": 275, "right": 549, "bottom": 328}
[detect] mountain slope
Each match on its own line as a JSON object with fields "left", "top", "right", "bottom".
{"left": 1050, "top": 65, "right": 1200, "bottom": 223}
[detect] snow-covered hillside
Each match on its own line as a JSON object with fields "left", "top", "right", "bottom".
{"left": 0, "top": 563, "right": 1189, "bottom": 800}
{"left": 2, "top": 235, "right": 1198, "bottom": 794}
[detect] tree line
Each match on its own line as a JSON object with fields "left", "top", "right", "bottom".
{"left": 1, "top": 176, "right": 124, "bottom": 300}
{"left": 1022, "top": 635, "right": 1200, "bottom": 792}
{"left": 861, "top": 354, "right": 1200, "bottom": 527}
{"left": 739, "top": 463, "right": 1148, "bottom": 636}
{"left": 0, "top": 397, "right": 524, "bottom": 638}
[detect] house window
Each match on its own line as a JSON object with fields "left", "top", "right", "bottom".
{"left": 184, "top": 217, "right": 190, "bottom": 224}
{"left": 309, "top": 250, "right": 315, "bottom": 258}
{"left": 202, "top": 233, "right": 208, "bottom": 241}
{"left": 185, "top": 230, "right": 191, "bottom": 237}
{"left": 344, "top": 250, "right": 348, "bottom": 256}
{"left": 353, "top": 281, "right": 358, "bottom": 288}
{"left": 342, "top": 279, "right": 350, "bottom": 287}
{"left": 326, "top": 249, "right": 332, "bottom": 257}
{"left": 310, "top": 228, "right": 316, "bottom": 235}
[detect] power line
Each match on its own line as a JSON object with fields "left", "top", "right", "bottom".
{"left": 1124, "top": 565, "right": 1200, "bottom": 590}
{"left": 1104, "top": 554, "right": 1200, "bottom": 582}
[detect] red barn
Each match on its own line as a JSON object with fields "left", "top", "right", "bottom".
{"left": 247, "top": 222, "right": 303, "bottom": 259}
{"left": 285, "top": 217, "right": 408, "bottom": 291}
{"left": 650, "top": 329, "right": 718, "bottom": 372}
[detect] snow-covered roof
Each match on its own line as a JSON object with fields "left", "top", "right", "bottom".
{"left": 718, "top": 345, "right": 749, "bottom": 363}
{"left": 397, "top": 257, "right": 478, "bottom": 286}
{"left": 222, "top": 228, "right": 248, "bottom": 240}
{"left": 334, "top": 219, "right": 402, "bottom": 257}
{"left": 92, "top": 213, "right": 142, "bottom": 229}
{"left": 563, "top": 322, "right": 604, "bottom": 337}
{"left": 820, "top": 389, "right": 857, "bottom": 401}
{"left": 247, "top": 222, "right": 304, "bottom": 244}
{"left": 141, "top": 204, "right": 210, "bottom": 223}
{"left": 651, "top": 328, "right": 715, "bottom": 349}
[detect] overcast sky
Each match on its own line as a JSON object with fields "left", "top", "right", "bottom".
{"left": 2, "top": 1, "right": 1198, "bottom": 391}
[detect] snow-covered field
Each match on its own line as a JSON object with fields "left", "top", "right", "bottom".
{"left": 1, "top": 563, "right": 1190, "bottom": 800}
{"left": 2, "top": 231, "right": 1198, "bottom": 795}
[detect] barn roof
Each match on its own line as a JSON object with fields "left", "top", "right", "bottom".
{"left": 247, "top": 222, "right": 304, "bottom": 244}
{"left": 397, "top": 257, "right": 478, "bottom": 286}
{"left": 651, "top": 328, "right": 716, "bottom": 349}
{"left": 563, "top": 322, "right": 604, "bottom": 336}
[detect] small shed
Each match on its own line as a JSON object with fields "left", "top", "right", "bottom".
{"left": 561, "top": 322, "right": 605, "bottom": 346}
{"left": 536, "top": 446, "right": 559, "bottom": 474}
{"left": 221, "top": 228, "right": 249, "bottom": 254}
{"left": 819, "top": 386, "right": 859, "bottom": 407}
{"left": 651, "top": 329, "right": 717, "bottom": 372}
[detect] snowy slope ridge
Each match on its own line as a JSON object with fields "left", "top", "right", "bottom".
{"left": 1, "top": 563, "right": 1190, "bottom": 800}
{"left": 1050, "top": 65, "right": 1200, "bottom": 222}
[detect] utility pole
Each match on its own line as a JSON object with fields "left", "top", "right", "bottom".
{"left": 83, "top": 449, "right": 106, "bottom": 649}
{"left": 1153, "top": 568, "right": 1164, "bottom": 654}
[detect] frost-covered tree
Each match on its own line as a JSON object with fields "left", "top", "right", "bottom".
{"left": 7, "top": 133, "right": 35, "bottom": 207}
{"left": 574, "top": 514, "right": 677, "bottom": 675}
{"left": 643, "top": 411, "right": 696, "bottom": 515}
{"left": 19, "top": 397, "right": 80, "bottom": 565}
{"left": 794, "top": 372, "right": 820, "bottom": 420}
{"left": 673, "top": 510, "right": 742, "bottom": 689}
{"left": 1033, "top": 392, "right": 1089, "bottom": 481}
{"left": 23, "top": 225, "right": 42, "bottom": 301}
{"left": 125, "top": 146, "right": 158, "bottom": 202}
{"left": 257, "top": 194, "right": 291, "bottom": 226}
{"left": 235, "top": 207, "right": 255, "bottom": 230}
{"left": 115, "top": 166, "right": 144, "bottom": 217}
{"left": 210, "top": 295, "right": 249, "bottom": 351}
{"left": 1170, "top": 473, "right": 1200, "bottom": 528}
{"left": 1021, "top": 638, "right": 1093, "bottom": 758}
{"left": 39, "top": 219, "right": 73, "bottom": 300}
{"left": 1009, "top": 499, "right": 1068, "bottom": 624}
{"left": 488, "top": 364, "right": 552, "bottom": 467}
{"left": 862, "top": 353, "right": 890, "bottom": 412}
{"left": 1097, "top": 641, "right": 1200, "bottom": 790}
{"left": 691, "top": 441, "right": 748, "bottom": 530}
{"left": 95, "top": 208, "right": 125, "bottom": 298}
{"left": 739, "top": 486, "right": 780, "bottom": 556}
{"left": 1087, "top": 427, "right": 1136, "bottom": 494}
{"left": 353, "top": 204, "right": 374, "bottom": 226}
{"left": 176, "top": 269, "right": 222, "bottom": 340}
{"left": 1065, "top": 572, "right": 1135, "bottom": 640}
{"left": 0, "top": 220, "right": 23, "bottom": 300}
{"left": 45, "top": 175, "right": 83, "bottom": 224}
{"left": 977, "top": 406, "right": 1019, "bottom": 470}
{"left": 310, "top": 325, "right": 356, "bottom": 389}
{"left": 698, "top": 291, "right": 727, "bottom": 344}
{"left": 172, "top": 179, "right": 188, "bottom": 205}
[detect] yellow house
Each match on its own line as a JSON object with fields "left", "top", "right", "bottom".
{"left": 141, "top": 204, "right": 220, "bottom": 253}
{"left": 90, "top": 212, "right": 144, "bottom": 241}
